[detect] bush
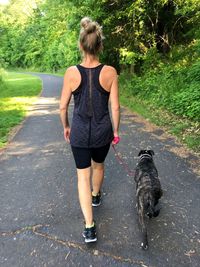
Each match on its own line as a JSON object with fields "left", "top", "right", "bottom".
{"left": 171, "top": 83, "right": 200, "bottom": 119}
{"left": 121, "top": 52, "right": 200, "bottom": 121}
{"left": 185, "top": 61, "right": 200, "bottom": 82}
{"left": 0, "top": 68, "right": 6, "bottom": 90}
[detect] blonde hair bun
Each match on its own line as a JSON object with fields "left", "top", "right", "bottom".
{"left": 79, "top": 17, "right": 103, "bottom": 55}
{"left": 80, "top": 17, "right": 92, "bottom": 29}
{"left": 81, "top": 17, "right": 97, "bottom": 34}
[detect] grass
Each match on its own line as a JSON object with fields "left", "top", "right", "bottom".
{"left": 119, "top": 80, "right": 200, "bottom": 153}
{"left": 7, "top": 67, "right": 65, "bottom": 77}
{"left": 0, "top": 71, "right": 42, "bottom": 148}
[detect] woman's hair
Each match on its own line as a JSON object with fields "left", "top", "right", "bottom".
{"left": 79, "top": 17, "right": 104, "bottom": 56}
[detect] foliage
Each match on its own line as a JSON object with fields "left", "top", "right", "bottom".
{"left": 1, "top": 0, "right": 199, "bottom": 71}
{"left": 0, "top": 68, "right": 6, "bottom": 90}
{"left": 121, "top": 61, "right": 200, "bottom": 121}
{"left": 119, "top": 69, "right": 200, "bottom": 152}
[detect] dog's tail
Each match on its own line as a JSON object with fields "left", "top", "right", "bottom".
{"left": 145, "top": 192, "right": 154, "bottom": 218}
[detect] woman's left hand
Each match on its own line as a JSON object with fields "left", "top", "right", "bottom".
{"left": 64, "top": 127, "right": 71, "bottom": 143}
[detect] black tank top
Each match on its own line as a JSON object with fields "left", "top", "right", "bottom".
{"left": 70, "top": 64, "right": 114, "bottom": 148}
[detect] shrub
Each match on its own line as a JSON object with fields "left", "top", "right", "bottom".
{"left": 0, "top": 68, "right": 6, "bottom": 90}
{"left": 171, "top": 83, "right": 200, "bottom": 120}
{"left": 121, "top": 55, "right": 200, "bottom": 121}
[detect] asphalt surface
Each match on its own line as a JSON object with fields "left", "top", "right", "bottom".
{"left": 0, "top": 73, "right": 199, "bottom": 267}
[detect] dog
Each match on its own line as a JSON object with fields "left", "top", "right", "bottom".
{"left": 134, "top": 150, "right": 163, "bottom": 250}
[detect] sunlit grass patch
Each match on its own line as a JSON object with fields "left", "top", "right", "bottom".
{"left": 0, "top": 72, "right": 42, "bottom": 148}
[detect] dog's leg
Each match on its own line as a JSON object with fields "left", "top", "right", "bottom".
{"left": 153, "top": 202, "right": 161, "bottom": 217}
{"left": 138, "top": 207, "right": 148, "bottom": 250}
{"left": 153, "top": 207, "right": 160, "bottom": 217}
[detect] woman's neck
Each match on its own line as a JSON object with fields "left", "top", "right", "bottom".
{"left": 81, "top": 54, "right": 100, "bottom": 67}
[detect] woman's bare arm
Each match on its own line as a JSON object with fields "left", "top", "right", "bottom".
{"left": 60, "top": 68, "right": 72, "bottom": 141}
{"left": 109, "top": 67, "right": 120, "bottom": 139}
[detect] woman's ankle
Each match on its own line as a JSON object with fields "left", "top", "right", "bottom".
{"left": 92, "top": 191, "right": 100, "bottom": 197}
{"left": 85, "top": 221, "right": 95, "bottom": 228}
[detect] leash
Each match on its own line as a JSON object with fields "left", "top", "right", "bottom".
{"left": 112, "top": 144, "right": 135, "bottom": 177}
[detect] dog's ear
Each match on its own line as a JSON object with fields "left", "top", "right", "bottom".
{"left": 138, "top": 150, "right": 145, "bottom": 156}
{"left": 148, "top": 150, "right": 155, "bottom": 156}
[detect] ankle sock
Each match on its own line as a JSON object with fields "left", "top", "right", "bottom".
{"left": 86, "top": 221, "right": 94, "bottom": 228}
{"left": 92, "top": 191, "right": 98, "bottom": 197}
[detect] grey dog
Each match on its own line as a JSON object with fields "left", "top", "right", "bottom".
{"left": 134, "top": 150, "right": 163, "bottom": 250}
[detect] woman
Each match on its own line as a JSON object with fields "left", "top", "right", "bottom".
{"left": 60, "top": 17, "right": 120, "bottom": 243}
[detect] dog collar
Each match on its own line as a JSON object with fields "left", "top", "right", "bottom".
{"left": 139, "top": 154, "right": 152, "bottom": 160}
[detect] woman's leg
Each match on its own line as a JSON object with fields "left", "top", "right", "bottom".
{"left": 92, "top": 161, "right": 104, "bottom": 195}
{"left": 91, "top": 144, "right": 110, "bottom": 195}
{"left": 77, "top": 167, "right": 93, "bottom": 226}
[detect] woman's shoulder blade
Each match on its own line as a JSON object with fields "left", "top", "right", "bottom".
{"left": 102, "top": 65, "right": 117, "bottom": 78}
{"left": 65, "top": 65, "right": 78, "bottom": 73}
{"left": 64, "top": 66, "right": 80, "bottom": 78}
{"left": 103, "top": 65, "right": 117, "bottom": 74}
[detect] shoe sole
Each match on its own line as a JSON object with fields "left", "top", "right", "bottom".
{"left": 82, "top": 233, "right": 97, "bottom": 243}
{"left": 92, "top": 201, "right": 101, "bottom": 207}
{"left": 85, "top": 237, "right": 97, "bottom": 243}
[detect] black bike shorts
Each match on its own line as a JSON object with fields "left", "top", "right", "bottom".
{"left": 71, "top": 143, "right": 110, "bottom": 169}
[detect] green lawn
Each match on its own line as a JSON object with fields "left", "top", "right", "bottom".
{"left": 7, "top": 67, "right": 65, "bottom": 77}
{"left": 0, "top": 72, "right": 42, "bottom": 148}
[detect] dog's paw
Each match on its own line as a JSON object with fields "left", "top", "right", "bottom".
{"left": 147, "top": 212, "right": 153, "bottom": 218}
{"left": 153, "top": 208, "right": 161, "bottom": 217}
{"left": 153, "top": 210, "right": 160, "bottom": 217}
{"left": 141, "top": 242, "right": 148, "bottom": 250}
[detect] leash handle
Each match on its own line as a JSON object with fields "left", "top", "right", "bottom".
{"left": 112, "top": 144, "right": 135, "bottom": 177}
{"left": 112, "top": 136, "right": 120, "bottom": 145}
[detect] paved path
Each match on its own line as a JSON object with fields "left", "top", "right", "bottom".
{"left": 0, "top": 73, "right": 199, "bottom": 267}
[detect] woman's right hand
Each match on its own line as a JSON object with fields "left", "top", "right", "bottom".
{"left": 64, "top": 127, "right": 71, "bottom": 143}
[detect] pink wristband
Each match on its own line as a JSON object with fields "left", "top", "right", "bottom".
{"left": 112, "top": 136, "right": 120, "bottom": 145}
